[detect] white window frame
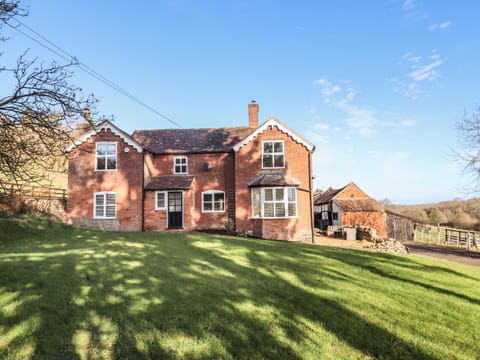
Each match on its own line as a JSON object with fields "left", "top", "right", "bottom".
{"left": 201, "top": 190, "right": 225, "bottom": 213}
{"left": 95, "top": 142, "right": 117, "bottom": 171}
{"left": 93, "top": 192, "right": 117, "bottom": 219}
{"left": 155, "top": 191, "right": 167, "bottom": 210}
{"left": 174, "top": 156, "right": 188, "bottom": 174}
{"left": 251, "top": 187, "right": 297, "bottom": 219}
{"left": 262, "top": 140, "right": 285, "bottom": 169}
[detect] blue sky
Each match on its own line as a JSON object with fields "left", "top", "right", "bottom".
{"left": 2, "top": 0, "right": 479, "bottom": 204}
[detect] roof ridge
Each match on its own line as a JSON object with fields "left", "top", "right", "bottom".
{"left": 133, "top": 125, "right": 251, "bottom": 133}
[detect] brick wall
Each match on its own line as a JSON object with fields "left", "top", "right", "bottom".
{"left": 67, "top": 128, "right": 143, "bottom": 231}
{"left": 144, "top": 152, "right": 234, "bottom": 231}
{"left": 234, "top": 124, "right": 313, "bottom": 241}
{"left": 336, "top": 183, "right": 370, "bottom": 199}
{"left": 342, "top": 211, "right": 387, "bottom": 237}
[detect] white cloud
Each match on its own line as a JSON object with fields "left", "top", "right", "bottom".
{"left": 429, "top": 21, "right": 452, "bottom": 31}
{"left": 402, "top": 0, "right": 416, "bottom": 11}
{"left": 313, "top": 77, "right": 343, "bottom": 103}
{"left": 402, "top": 52, "right": 422, "bottom": 63}
{"left": 315, "top": 123, "right": 330, "bottom": 131}
{"left": 407, "top": 54, "right": 443, "bottom": 81}
{"left": 313, "top": 77, "right": 356, "bottom": 105}
{"left": 341, "top": 104, "right": 377, "bottom": 136}
{"left": 399, "top": 119, "right": 416, "bottom": 127}
{"left": 395, "top": 49, "right": 444, "bottom": 99}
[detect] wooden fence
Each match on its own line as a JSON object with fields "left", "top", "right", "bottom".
{"left": 414, "top": 224, "right": 480, "bottom": 251}
{"left": 386, "top": 210, "right": 415, "bottom": 241}
{"left": 1, "top": 184, "right": 66, "bottom": 201}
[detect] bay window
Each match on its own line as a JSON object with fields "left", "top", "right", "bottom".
{"left": 251, "top": 187, "right": 297, "bottom": 218}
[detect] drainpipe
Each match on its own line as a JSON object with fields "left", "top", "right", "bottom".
{"left": 309, "top": 151, "right": 315, "bottom": 243}
{"left": 141, "top": 151, "right": 145, "bottom": 232}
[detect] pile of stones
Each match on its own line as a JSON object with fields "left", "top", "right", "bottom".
{"left": 356, "top": 226, "right": 408, "bottom": 253}
{"left": 363, "top": 238, "right": 409, "bottom": 254}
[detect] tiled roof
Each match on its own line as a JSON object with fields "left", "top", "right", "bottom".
{"left": 248, "top": 173, "right": 300, "bottom": 187}
{"left": 132, "top": 127, "right": 254, "bottom": 154}
{"left": 313, "top": 186, "right": 346, "bottom": 205}
{"left": 144, "top": 175, "right": 195, "bottom": 190}
{"left": 334, "top": 199, "right": 384, "bottom": 212}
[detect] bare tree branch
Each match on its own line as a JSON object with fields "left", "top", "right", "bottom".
{"left": 0, "top": 0, "right": 98, "bottom": 192}
{"left": 456, "top": 104, "right": 480, "bottom": 192}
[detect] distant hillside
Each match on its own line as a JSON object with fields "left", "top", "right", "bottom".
{"left": 386, "top": 198, "right": 480, "bottom": 230}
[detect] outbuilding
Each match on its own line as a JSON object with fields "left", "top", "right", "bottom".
{"left": 314, "top": 182, "right": 386, "bottom": 237}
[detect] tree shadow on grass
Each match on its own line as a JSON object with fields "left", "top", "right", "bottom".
{"left": 314, "top": 246, "right": 480, "bottom": 306}
{"left": 0, "top": 228, "right": 442, "bottom": 359}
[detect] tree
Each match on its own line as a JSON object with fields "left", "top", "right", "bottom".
{"left": 412, "top": 209, "right": 429, "bottom": 224}
{"left": 453, "top": 210, "right": 476, "bottom": 229}
{"left": 0, "top": 1, "right": 97, "bottom": 191}
{"left": 457, "top": 104, "right": 480, "bottom": 192}
{"left": 427, "top": 207, "right": 447, "bottom": 225}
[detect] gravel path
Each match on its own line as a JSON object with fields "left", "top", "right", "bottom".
{"left": 405, "top": 243, "right": 480, "bottom": 267}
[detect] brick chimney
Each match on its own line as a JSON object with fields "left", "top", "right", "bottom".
{"left": 248, "top": 100, "right": 259, "bottom": 128}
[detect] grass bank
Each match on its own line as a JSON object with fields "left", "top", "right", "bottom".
{"left": 0, "top": 217, "right": 479, "bottom": 359}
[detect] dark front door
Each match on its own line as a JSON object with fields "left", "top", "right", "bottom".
{"left": 168, "top": 191, "right": 183, "bottom": 229}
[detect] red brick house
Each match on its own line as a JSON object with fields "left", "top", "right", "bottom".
{"left": 313, "top": 182, "right": 386, "bottom": 237}
{"left": 66, "top": 102, "right": 315, "bottom": 242}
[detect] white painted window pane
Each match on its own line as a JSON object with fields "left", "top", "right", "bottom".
{"left": 106, "top": 194, "right": 116, "bottom": 205}
{"left": 276, "top": 203, "right": 286, "bottom": 217}
{"left": 264, "top": 203, "right": 274, "bottom": 217}
{"left": 106, "top": 144, "right": 116, "bottom": 155}
{"left": 263, "top": 142, "right": 273, "bottom": 153}
{"left": 264, "top": 189, "right": 273, "bottom": 201}
{"left": 288, "top": 203, "right": 296, "bottom": 217}
{"left": 106, "top": 206, "right": 116, "bottom": 217}
{"left": 203, "top": 202, "right": 212, "bottom": 211}
{"left": 95, "top": 194, "right": 104, "bottom": 204}
{"left": 107, "top": 158, "right": 117, "bottom": 170}
{"left": 96, "top": 158, "right": 106, "bottom": 170}
{"left": 95, "top": 205, "right": 104, "bottom": 217}
{"left": 274, "top": 154, "right": 284, "bottom": 167}
{"left": 214, "top": 193, "right": 224, "bottom": 211}
{"left": 96, "top": 144, "right": 107, "bottom": 155}
{"left": 263, "top": 155, "right": 273, "bottom": 168}
{"left": 157, "top": 193, "right": 165, "bottom": 208}
{"left": 252, "top": 188, "right": 261, "bottom": 217}
{"left": 288, "top": 188, "right": 296, "bottom": 201}
{"left": 275, "top": 188, "right": 284, "bottom": 201}
{"left": 274, "top": 141, "right": 283, "bottom": 152}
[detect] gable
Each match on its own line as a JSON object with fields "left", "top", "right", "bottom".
{"left": 232, "top": 117, "right": 315, "bottom": 152}
{"left": 335, "top": 182, "right": 370, "bottom": 199}
{"left": 66, "top": 120, "right": 143, "bottom": 153}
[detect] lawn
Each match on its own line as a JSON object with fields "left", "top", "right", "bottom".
{"left": 0, "top": 218, "right": 479, "bottom": 359}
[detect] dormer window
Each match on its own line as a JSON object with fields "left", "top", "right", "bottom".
{"left": 174, "top": 156, "right": 188, "bottom": 174}
{"left": 95, "top": 142, "right": 117, "bottom": 171}
{"left": 262, "top": 140, "right": 284, "bottom": 168}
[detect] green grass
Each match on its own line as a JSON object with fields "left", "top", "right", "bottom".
{"left": 1, "top": 218, "right": 479, "bottom": 359}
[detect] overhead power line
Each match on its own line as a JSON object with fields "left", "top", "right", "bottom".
{"left": 6, "top": 18, "right": 183, "bottom": 128}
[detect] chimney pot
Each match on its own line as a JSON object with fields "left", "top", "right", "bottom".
{"left": 248, "top": 101, "right": 259, "bottom": 128}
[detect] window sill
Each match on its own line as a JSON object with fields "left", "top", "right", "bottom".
{"left": 250, "top": 216, "right": 298, "bottom": 220}
{"left": 93, "top": 217, "right": 117, "bottom": 220}
{"left": 202, "top": 211, "right": 226, "bottom": 214}
{"left": 95, "top": 169, "right": 118, "bottom": 172}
